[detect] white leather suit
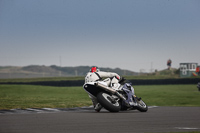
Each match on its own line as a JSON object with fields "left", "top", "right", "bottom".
{"left": 85, "top": 71, "right": 120, "bottom": 86}
{"left": 85, "top": 71, "right": 121, "bottom": 111}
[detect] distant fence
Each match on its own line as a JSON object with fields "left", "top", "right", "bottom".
{"left": 0, "top": 80, "right": 84, "bottom": 87}
{"left": 0, "top": 78, "right": 199, "bottom": 86}
{"left": 129, "top": 78, "right": 200, "bottom": 85}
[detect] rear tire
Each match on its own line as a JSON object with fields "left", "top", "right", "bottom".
{"left": 97, "top": 92, "right": 121, "bottom": 112}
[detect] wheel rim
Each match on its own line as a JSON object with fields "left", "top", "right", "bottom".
{"left": 102, "top": 93, "right": 119, "bottom": 106}
{"left": 138, "top": 100, "right": 147, "bottom": 108}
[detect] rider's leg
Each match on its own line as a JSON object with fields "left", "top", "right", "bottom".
{"left": 88, "top": 94, "right": 102, "bottom": 112}
{"left": 103, "top": 78, "right": 111, "bottom": 86}
{"left": 110, "top": 76, "right": 120, "bottom": 90}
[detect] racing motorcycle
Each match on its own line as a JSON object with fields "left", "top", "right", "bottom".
{"left": 83, "top": 78, "right": 148, "bottom": 112}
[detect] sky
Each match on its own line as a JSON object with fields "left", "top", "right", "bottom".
{"left": 0, "top": 0, "right": 200, "bottom": 72}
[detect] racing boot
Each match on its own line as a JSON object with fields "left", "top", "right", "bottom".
{"left": 89, "top": 95, "right": 102, "bottom": 112}
{"left": 94, "top": 103, "right": 102, "bottom": 112}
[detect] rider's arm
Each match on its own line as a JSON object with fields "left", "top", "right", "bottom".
{"left": 97, "top": 71, "right": 120, "bottom": 79}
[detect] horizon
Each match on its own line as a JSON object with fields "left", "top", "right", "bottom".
{"left": 0, "top": 64, "right": 180, "bottom": 73}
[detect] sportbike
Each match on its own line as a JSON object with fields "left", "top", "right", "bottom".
{"left": 83, "top": 78, "right": 148, "bottom": 112}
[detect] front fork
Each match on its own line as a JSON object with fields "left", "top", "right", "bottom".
{"left": 124, "top": 94, "right": 141, "bottom": 107}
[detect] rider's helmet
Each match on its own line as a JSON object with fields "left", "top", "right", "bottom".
{"left": 90, "top": 66, "right": 100, "bottom": 73}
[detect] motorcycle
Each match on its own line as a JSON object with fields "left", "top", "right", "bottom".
{"left": 83, "top": 78, "right": 148, "bottom": 112}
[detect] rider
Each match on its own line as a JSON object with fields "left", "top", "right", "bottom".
{"left": 85, "top": 66, "right": 121, "bottom": 112}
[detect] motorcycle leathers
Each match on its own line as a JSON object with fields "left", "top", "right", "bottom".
{"left": 84, "top": 71, "right": 121, "bottom": 111}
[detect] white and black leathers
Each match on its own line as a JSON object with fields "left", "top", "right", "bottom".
{"left": 85, "top": 71, "right": 121, "bottom": 111}
{"left": 85, "top": 71, "right": 120, "bottom": 87}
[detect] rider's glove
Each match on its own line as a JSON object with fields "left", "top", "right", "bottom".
{"left": 119, "top": 77, "right": 126, "bottom": 83}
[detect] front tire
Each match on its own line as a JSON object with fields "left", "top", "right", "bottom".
{"left": 136, "top": 99, "right": 148, "bottom": 112}
{"left": 97, "top": 92, "right": 121, "bottom": 112}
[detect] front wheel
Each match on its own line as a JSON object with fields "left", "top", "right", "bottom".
{"left": 136, "top": 99, "right": 148, "bottom": 112}
{"left": 97, "top": 92, "right": 121, "bottom": 112}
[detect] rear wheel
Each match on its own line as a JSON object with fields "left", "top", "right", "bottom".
{"left": 97, "top": 92, "right": 121, "bottom": 112}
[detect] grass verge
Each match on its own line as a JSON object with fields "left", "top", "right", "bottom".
{"left": 134, "top": 84, "right": 200, "bottom": 107}
{"left": 0, "top": 84, "right": 199, "bottom": 110}
{"left": 0, "top": 85, "right": 91, "bottom": 109}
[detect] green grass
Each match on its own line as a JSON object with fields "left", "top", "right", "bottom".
{"left": 0, "top": 75, "right": 199, "bottom": 83}
{"left": 134, "top": 84, "right": 200, "bottom": 107}
{"left": 0, "top": 85, "right": 91, "bottom": 109}
{"left": 0, "top": 84, "right": 199, "bottom": 110}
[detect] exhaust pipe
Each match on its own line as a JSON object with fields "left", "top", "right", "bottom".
{"left": 95, "top": 82, "right": 126, "bottom": 101}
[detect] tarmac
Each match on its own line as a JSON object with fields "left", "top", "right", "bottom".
{"left": 0, "top": 106, "right": 200, "bottom": 133}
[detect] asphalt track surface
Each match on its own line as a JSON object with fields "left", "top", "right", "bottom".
{"left": 0, "top": 106, "right": 200, "bottom": 133}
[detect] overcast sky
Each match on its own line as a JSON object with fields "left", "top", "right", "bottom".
{"left": 0, "top": 0, "right": 199, "bottom": 72}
